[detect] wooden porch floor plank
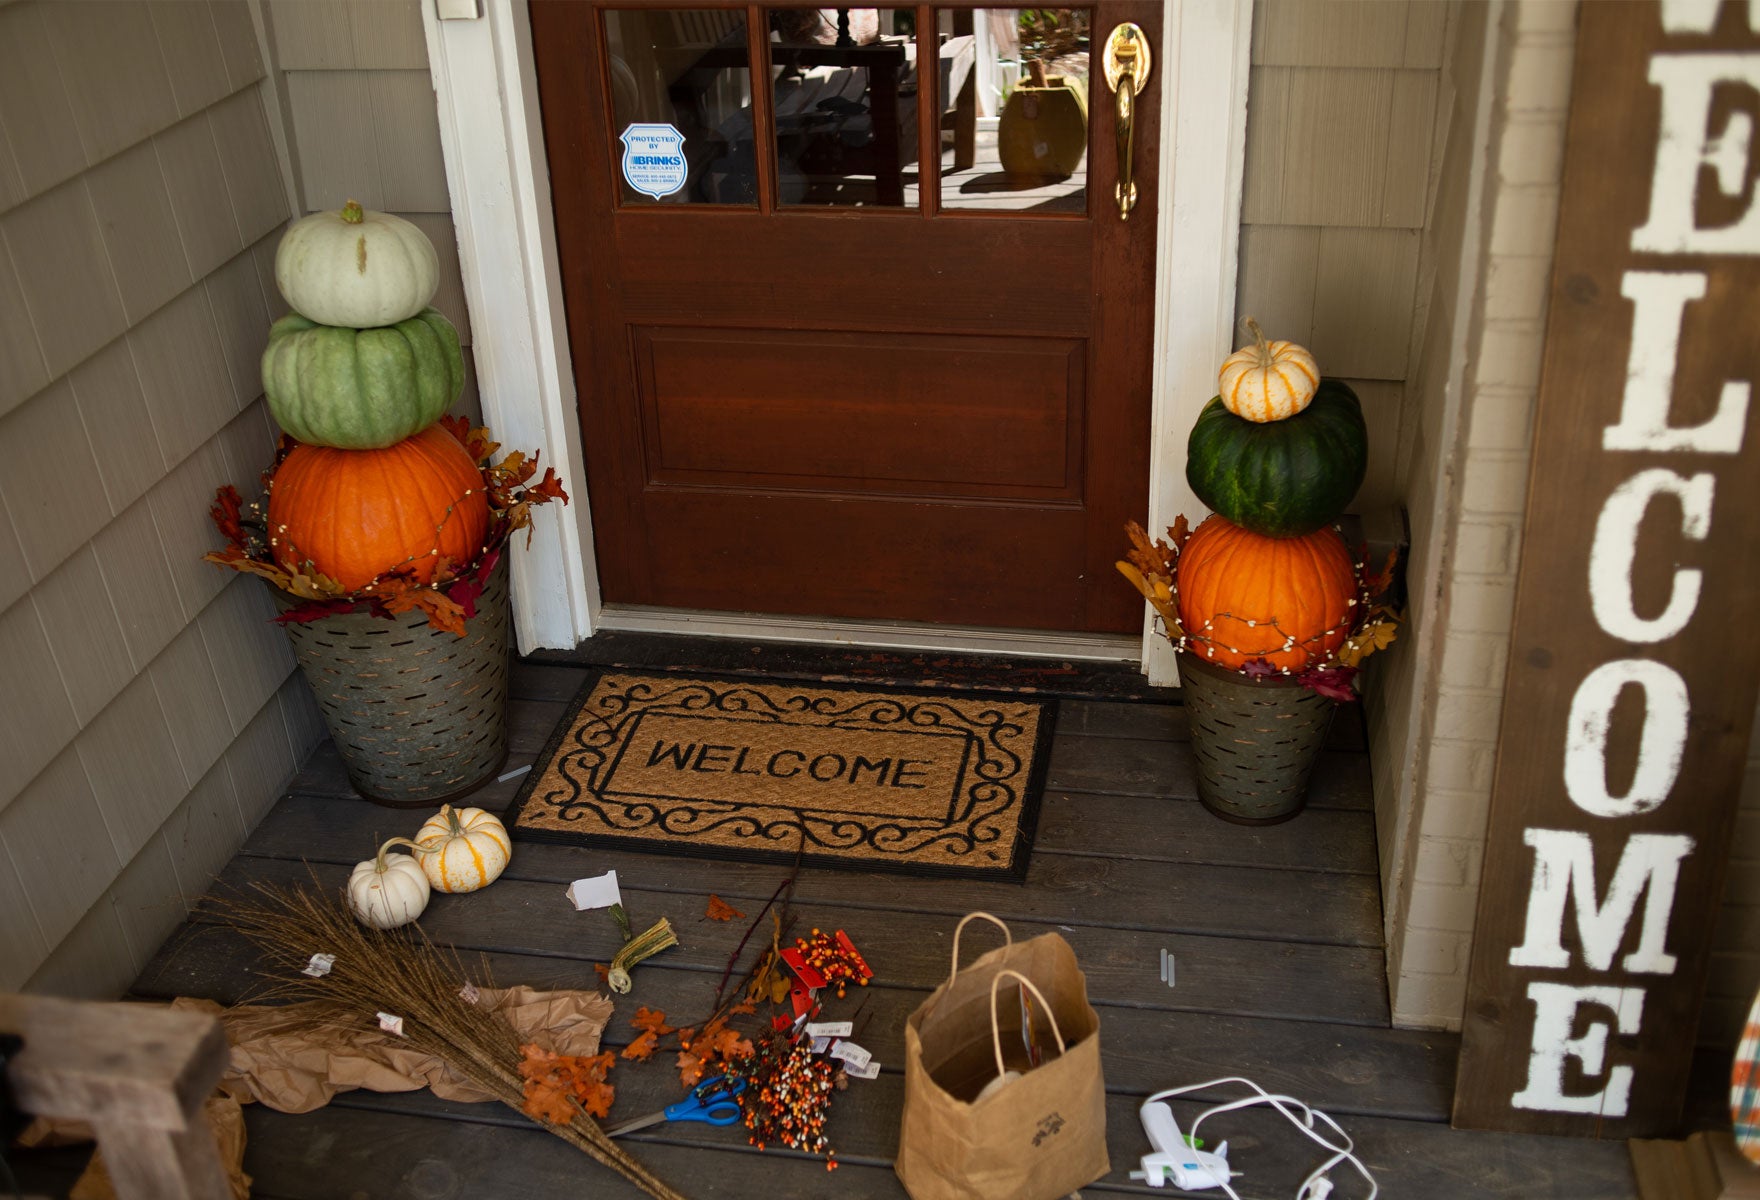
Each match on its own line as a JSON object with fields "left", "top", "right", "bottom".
{"left": 233, "top": 1075, "right": 1636, "bottom": 1199}
{"left": 240, "top": 800, "right": 1384, "bottom": 949}
{"left": 194, "top": 855, "right": 1389, "bottom": 1026}
{"left": 134, "top": 926, "right": 1426, "bottom": 1115}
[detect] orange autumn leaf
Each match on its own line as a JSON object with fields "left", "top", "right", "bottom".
{"left": 674, "top": 1027, "right": 696, "bottom": 1049}
{"left": 677, "top": 1049, "right": 707, "bottom": 1088}
{"left": 709, "top": 1026, "right": 754, "bottom": 1062}
{"left": 631, "top": 1006, "right": 675, "bottom": 1036}
{"left": 522, "top": 1077, "right": 579, "bottom": 1125}
{"left": 622, "top": 1029, "right": 661, "bottom": 1061}
{"left": 594, "top": 963, "right": 610, "bottom": 985}
{"left": 728, "top": 1001, "right": 757, "bottom": 1016}
{"left": 706, "top": 894, "right": 743, "bottom": 922}
{"left": 518, "top": 1043, "right": 616, "bottom": 1124}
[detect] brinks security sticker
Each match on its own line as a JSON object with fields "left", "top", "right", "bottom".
{"left": 620, "top": 123, "right": 688, "bottom": 199}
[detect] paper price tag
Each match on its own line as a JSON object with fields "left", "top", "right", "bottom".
{"left": 806, "top": 1021, "right": 852, "bottom": 1039}
{"left": 843, "top": 1058, "right": 881, "bottom": 1080}
{"left": 810, "top": 1036, "right": 831, "bottom": 1055}
{"left": 565, "top": 871, "right": 622, "bottom": 911}
{"left": 377, "top": 1012, "right": 405, "bottom": 1037}
{"left": 459, "top": 983, "right": 481, "bottom": 1005}
{"left": 829, "top": 1040, "right": 871, "bottom": 1071}
{"left": 302, "top": 953, "right": 335, "bottom": 978}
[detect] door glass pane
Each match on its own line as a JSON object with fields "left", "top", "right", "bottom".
{"left": 767, "top": 8, "right": 918, "bottom": 208}
{"left": 936, "top": 8, "right": 1089, "bottom": 213}
{"left": 605, "top": 9, "right": 756, "bottom": 206}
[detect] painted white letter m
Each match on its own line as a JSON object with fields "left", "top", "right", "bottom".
{"left": 1508, "top": 829, "right": 1695, "bottom": 975}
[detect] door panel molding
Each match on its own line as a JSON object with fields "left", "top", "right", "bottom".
{"left": 421, "top": 0, "right": 1254, "bottom": 679}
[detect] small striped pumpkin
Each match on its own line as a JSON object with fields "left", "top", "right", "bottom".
{"left": 413, "top": 804, "right": 511, "bottom": 894}
{"left": 1218, "top": 318, "right": 1319, "bottom": 423}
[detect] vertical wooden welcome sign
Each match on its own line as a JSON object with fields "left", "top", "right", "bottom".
{"left": 1455, "top": 0, "right": 1760, "bottom": 1137}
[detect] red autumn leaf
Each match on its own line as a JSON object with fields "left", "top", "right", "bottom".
{"left": 1297, "top": 666, "right": 1360, "bottom": 703}
{"left": 631, "top": 1006, "right": 675, "bottom": 1036}
{"left": 526, "top": 467, "right": 570, "bottom": 504}
{"left": 594, "top": 963, "right": 610, "bottom": 985}
{"left": 622, "top": 1029, "right": 661, "bottom": 1061}
{"left": 210, "top": 485, "right": 246, "bottom": 544}
{"left": 270, "top": 599, "right": 358, "bottom": 626}
{"left": 705, "top": 894, "right": 743, "bottom": 922}
{"left": 446, "top": 572, "right": 486, "bottom": 620}
{"left": 1240, "top": 659, "right": 1278, "bottom": 677}
{"left": 439, "top": 414, "right": 472, "bottom": 446}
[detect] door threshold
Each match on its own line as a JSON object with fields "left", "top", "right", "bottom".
{"left": 593, "top": 605, "right": 1142, "bottom": 663}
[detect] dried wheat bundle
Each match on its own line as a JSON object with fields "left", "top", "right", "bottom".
{"left": 206, "top": 880, "right": 687, "bottom": 1200}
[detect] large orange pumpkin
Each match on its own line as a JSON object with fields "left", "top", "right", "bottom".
{"left": 268, "top": 424, "right": 491, "bottom": 590}
{"left": 1175, "top": 515, "right": 1357, "bottom": 672}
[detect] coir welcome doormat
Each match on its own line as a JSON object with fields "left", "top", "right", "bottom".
{"left": 508, "top": 671, "right": 1055, "bottom": 880}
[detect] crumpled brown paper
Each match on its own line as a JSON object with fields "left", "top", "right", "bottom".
{"left": 173, "top": 984, "right": 614, "bottom": 1112}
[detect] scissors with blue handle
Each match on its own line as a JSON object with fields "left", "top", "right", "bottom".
{"left": 605, "top": 1074, "right": 747, "bottom": 1138}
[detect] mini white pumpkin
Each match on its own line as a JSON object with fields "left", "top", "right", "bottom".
{"left": 275, "top": 199, "right": 440, "bottom": 328}
{"left": 1218, "top": 317, "right": 1320, "bottom": 423}
{"left": 413, "top": 804, "right": 512, "bottom": 894}
{"left": 346, "top": 838, "right": 432, "bottom": 929}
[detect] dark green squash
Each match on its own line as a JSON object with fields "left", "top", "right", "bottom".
{"left": 1185, "top": 377, "right": 1368, "bottom": 538}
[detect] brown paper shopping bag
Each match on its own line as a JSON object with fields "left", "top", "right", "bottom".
{"left": 896, "top": 913, "right": 1109, "bottom": 1200}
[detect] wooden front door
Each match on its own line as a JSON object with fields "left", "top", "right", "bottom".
{"left": 532, "top": 3, "right": 1159, "bottom": 633}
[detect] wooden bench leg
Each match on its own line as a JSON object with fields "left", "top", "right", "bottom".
{"left": 91, "top": 1121, "right": 233, "bottom": 1200}
{"left": 1, "top": 994, "right": 231, "bottom": 1200}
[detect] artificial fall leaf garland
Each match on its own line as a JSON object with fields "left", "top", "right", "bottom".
{"left": 1117, "top": 516, "right": 1402, "bottom": 701}
{"left": 205, "top": 416, "right": 568, "bottom": 635}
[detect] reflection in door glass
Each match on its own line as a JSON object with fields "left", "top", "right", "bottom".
{"left": 766, "top": 8, "right": 918, "bottom": 208}
{"left": 935, "top": 8, "right": 1089, "bottom": 213}
{"left": 604, "top": 9, "right": 755, "bottom": 206}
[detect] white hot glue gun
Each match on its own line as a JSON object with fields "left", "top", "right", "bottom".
{"left": 1132, "top": 1099, "right": 1232, "bottom": 1190}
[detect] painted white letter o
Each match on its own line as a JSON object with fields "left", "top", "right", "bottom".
{"left": 1564, "top": 660, "right": 1689, "bottom": 817}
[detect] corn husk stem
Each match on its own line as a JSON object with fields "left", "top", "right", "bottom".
{"left": 608, "top": 918, "right": 677, "bottom": 994}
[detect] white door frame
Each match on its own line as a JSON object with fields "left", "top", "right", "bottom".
{"left": 420, "top": 0, "right": 1253, "bottom": 686}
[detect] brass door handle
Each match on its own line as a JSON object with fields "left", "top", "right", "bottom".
{"left": 1102, "top": 23, "right": 1152, "bottom": 220}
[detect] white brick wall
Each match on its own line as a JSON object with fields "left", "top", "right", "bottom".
{"left": 1384, "top": 0, "right": 1576, "bottom": 1029}
{"left": 0, "top": 0, "right": 328, "bottom": 997}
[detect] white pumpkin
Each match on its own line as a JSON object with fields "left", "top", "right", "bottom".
{"left": 347, "top": 839, "right": 431, "bottom": 929}
{"left": 1217, "top": 317, "right": 1320, "bottom": 423}
{"left": 413, "top": 804, "right": 512, "bottom": 894}
{"left": 275, "top": 199, "right": 440, "bottom": 328}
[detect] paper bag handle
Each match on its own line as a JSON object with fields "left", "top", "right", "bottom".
{"left": 988, "top": 968, "right": 1068, "bottom": 1081}
{"left": 948, "top": 912, "right": 1012, "bottom": 984}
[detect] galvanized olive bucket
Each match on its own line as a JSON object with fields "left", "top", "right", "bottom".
{"left": 1176, "top": 651, "right": 1337, "bottom": 824}
{"left": 272, "top": 557, "right": 510, "bottom": 808}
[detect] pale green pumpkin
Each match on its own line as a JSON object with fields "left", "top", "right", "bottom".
{"left": 275, "top": 200, "right": 439, "bottom": 328}
{"left": 261, "top": 307, "right": 465, "bottom": 449}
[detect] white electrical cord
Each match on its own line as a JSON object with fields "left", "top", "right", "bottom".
{"left": 1140, "top": 1077, "right": 1378, "bottom": 1200}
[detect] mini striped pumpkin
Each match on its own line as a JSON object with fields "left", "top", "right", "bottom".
{"left": 1218, "top": 318, "right": 1319, "bottom": 423}
{"left": 413, "top": 804, "right": 512, "bottom": 893}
